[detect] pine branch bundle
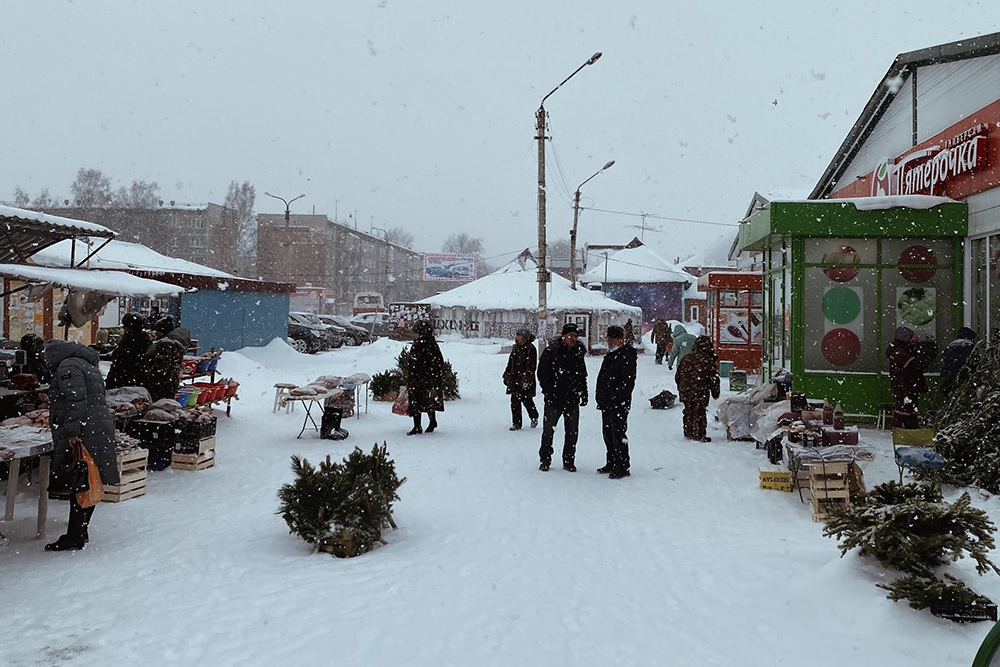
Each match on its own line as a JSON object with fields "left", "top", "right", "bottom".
{"left": 276, "top": 442, "right": 406, "bottom": 557}
{"left": 824, "top": 481, "right": 999, "bottom": 621}
{"left": 879, "top": 574, "right": 997, "bottom": 622}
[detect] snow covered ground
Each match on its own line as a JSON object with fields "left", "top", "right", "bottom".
{"left": 2, "top": 337, "right": 999, "bottom": 666}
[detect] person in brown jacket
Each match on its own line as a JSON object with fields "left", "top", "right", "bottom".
{"left": 676, "top": 335, "right": 720, "bottom": 442}
{"left": 650, "top": 318, "right": 673, "bottom": 365}
{"left": 503, "top": 328, "right": 538, "bottom": 430}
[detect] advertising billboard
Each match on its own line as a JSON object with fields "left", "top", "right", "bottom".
{"left": 423, "top": 254, "right": 477, "bottom": 282}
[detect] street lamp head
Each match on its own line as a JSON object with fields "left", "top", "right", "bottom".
{"left": 587, "top": 52, "right": 602, "bottom": 65}
{"left": 602, "top": 160, "right": 615, "bottom": 170}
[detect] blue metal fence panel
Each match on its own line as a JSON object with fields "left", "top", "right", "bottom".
{"left": 180, "top": 290, "right": 289, "bottom": 352}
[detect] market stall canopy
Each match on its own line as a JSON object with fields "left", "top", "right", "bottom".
{"left": 0, "top": 264, "right": 185, "bottom": 298}
{"left": 579, "top": 242, "right": 692, "bottom": 285}
{"left": 32, "top": 239, "right": 234, "bottom": 278}
{"left": 0, "top": 205, "right": 115, "bottom": 264}
{"left": 418, "top": 254, "right": 642, "bottom": 316}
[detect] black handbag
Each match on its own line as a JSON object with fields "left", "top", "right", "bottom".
{"left": 54, "top": 442, "right": 91, "bottom": 493}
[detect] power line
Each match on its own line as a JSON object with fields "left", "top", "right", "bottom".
{"left": 579, "top": 206, "right": 738, "bottom": 228}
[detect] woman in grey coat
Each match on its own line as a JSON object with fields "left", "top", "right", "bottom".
{"left": 44, "top": 339, "right": 118, "bottom": 551}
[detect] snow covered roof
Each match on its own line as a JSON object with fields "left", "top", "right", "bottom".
{"left": 767, "top": 194, "right": 955, "bottom": 210}
{"left": 31, "top": 239, "right": 233, "bottom": 278}
{"left": 579, "top": 243, "right": 692, "bottom": 285}
{"left": 418, "top": 260, "right": 641, "bottom": 315}
{"left": 0, "top": 264, "right": 185, "bottom": 298}
{"left": 681, "top": 230, "right": 738, "bottom": 270}
{"left": 0, "top": 205, "right": 116, "bottom": 264}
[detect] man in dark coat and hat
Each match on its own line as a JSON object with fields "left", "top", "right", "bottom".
{"left": 144, "top": 316, "right": 192, "bottom": 402}
{"left": 676, "top": 335, "right": 720, "bottom": 442}
{"left": 106, "top": 312, "right": 149, "bottom": 390}
{"left": 44, "top": 339, "right": 118, "bottom": 551}
{"left": 939, "top": 327, "right": 977, "bottom": 395}
{"left": 537, "top": 322, "right": 588, "bottom": 472}
{"left": 405, "top": 319, "right": 445, "bottom": 435}
{"left": 503, "top": 327, "right": 538, "bottom": 431}
{"left": 650, "top": 318, "right": 673, "bottom": 365}
{"left": 885, "top": 326, "right": 936, "bottom": 429}
{"left": 595, "top": 325, "right": 637, "bottom": 479}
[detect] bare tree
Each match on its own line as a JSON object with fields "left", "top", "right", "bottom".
{"left": 31, "top": 188, "right": 53, "bottom": 208}
{"left": 70, "top": 168, "right": 112, "bottom": 208}
{"left": 225, "top": 180, "right": 257, "bottom": 275}
{"left": 13, "top": 187, "right": 30, "bottom": 207}
{"left": 442, "top": 232, "right": 484, "bottom": 255}
{"left": 113, "top": 180, "right": 160, "bottom": 208}
{"left": 385, "top": 225, "right": 414, "bottom": 249}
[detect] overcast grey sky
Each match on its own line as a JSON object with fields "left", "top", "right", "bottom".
{"left": 1, "top": 1, "right": 998, "bottom": 265}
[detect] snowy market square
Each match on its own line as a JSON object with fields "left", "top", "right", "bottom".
{"left": 7, "top": 4, "right": 1000, "bottom": 667}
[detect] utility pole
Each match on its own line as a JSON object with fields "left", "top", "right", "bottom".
{"left": 570, "top": 160, "right": 615, "bottom": 290}
{"left": 536, "top": 52, "right": 603, "bottom": 346}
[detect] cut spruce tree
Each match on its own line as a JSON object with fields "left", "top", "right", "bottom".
{"left": 277, "top": 442, "right": 405, "bottom": 557}
{"left": 931, "top": 341, "right": 1000, "bottom": 492}
{"left": 390, "top": 347, "right": 460, "bottom": 400}
{"left": 824, "top": 481, "right": 999, "bottom": 622}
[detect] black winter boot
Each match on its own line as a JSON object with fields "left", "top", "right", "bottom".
{"left": 425, "top": 412, "right": 437, "bottom": 433}
{"left": 407, "top": 414, "right": 422, "bottom": 436}
{"left": 45, "top": 534, "right": 85, "bottom": 551}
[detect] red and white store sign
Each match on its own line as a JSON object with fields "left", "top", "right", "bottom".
{"left": 870, "top": 124, "right": 989, "bottom": 197}
{"left": 831, "top": 97, "right": 1000, "bottom": 201}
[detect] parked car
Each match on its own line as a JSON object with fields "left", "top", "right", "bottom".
{"left": 288, "top": 312, "right": 343, "bottom": 353}
{"left": 317, "top": 314, "right": 373, "bottom": 346}
{"left": 350, "top": 311, "right": 392, "bottom": 338}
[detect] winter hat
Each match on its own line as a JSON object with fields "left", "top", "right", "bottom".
{"left": 122, "top": 312, "right": 146, "bottom": 331}
{"left": 515, "top": 327, "right": 531, "bottom": 338}
{"left": 155, "top": 316, "right": 177, "bottom": 334}
{"left": 894, "top": 326, "right": 915, "bottom": 342}
{"left": 957, "top": 326, "right": 977, "bottom": 342}
{"left": 561, "top": 323, "right": 579, "bottom": 335}
{"left": 607, "top": 325, "right": 625, "bottom": 339}
{"left": 413, "top": 319, "right": 433, "bottom": 337}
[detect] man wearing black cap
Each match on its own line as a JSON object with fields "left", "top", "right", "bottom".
{"left": 106, "top": 313, "right": 149, "bottom": 389}
{"left": 536, "top": 322, "right": 588, "bottom": 472}
{"left": 503, "top": 327, "right": 538, "bottom": 430}
{"left": 595, "top": 325, "right": 637, "bottom": 479}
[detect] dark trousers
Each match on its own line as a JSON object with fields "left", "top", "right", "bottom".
{"left": 510, "top": 393, "right": 539, "bottom": 429}
{"left": 601, "top": 408, "right": 630, "bottom": 473}
{"left": 682, "top": 401, "right": 708, "bottom": 439}
{"left": 413, "top": 411, "right": 437, "bottom": 428}
{"left": 539, "top": 398, "right": 579, "bottom": 466}
{"left": 68, "top": 496, "right": 95, "bottom": 541}
{"left": 894, "top": 392, "right": 920, "bottom": 429}
{"left": 655, "top": 345, "right": 667, "bottom": 364}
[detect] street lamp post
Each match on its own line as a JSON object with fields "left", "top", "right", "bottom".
{"left": 536, "top": 52, "right": 602, "bottom": 346}
{"left": 570, "top": 160, "right": 615, "bottom": 290}
{"left": 264, "top": 191, "right": 306, "bottom": 228}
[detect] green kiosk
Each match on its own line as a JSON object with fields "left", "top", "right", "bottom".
{"left": 738, "top": 197, "right": 967, "bottom": 418}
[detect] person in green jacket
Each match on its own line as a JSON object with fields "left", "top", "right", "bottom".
{"left": 667, "top": 323, "right": 696, "bottom": 371}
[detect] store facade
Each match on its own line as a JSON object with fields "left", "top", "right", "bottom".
{"left": 739, "top": 199, "right": 967, "bottom": 417}
{"left": 810, "top": 32, "right": 1000, "bottom": 340}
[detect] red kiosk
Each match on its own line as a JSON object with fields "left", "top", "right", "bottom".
{"left": 697, "top": 271, "right": 763, "bottom": 371}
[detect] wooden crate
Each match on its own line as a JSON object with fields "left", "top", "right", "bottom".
{"left": 809, "top": 461, "right": 851, "bottom": 521}
{"left": 171, "top": 447, "right": 216, "bottom": 471}
{"left": 104, "top": 449, "right": 148, "bottom": 503}
{"left": 173, "top": 436, "right": 216, "bottom": 456}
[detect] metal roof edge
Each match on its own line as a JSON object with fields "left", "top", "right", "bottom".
{"left": 810, "top": 32, "right": 1000, "bottom": 200}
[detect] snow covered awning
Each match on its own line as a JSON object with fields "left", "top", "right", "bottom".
{"left": 0, "top": 264, "right": 185, "bottom": 298}
{"left": 0, "top": 205, "right": 116, "bottom": 264}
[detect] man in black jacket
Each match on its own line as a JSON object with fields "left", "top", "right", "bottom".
{"left": 537, "top": 323, "right": 588, "bottom": 472}
{"left": 596, "top": 325, "right": 637, "bottom": 479}
{"left": 106, "top": 312, "right": 149, "bottom": 390}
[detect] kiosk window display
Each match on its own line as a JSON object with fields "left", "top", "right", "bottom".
{"left": 740, "top": 198, "right": 967, "bottom": 417}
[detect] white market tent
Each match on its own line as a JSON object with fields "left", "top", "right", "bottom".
{"left": 418, "top": 252, "right": 641, "bottom": 345}
{"left": 579, "top": 243, "right": 692, "bottom": 285}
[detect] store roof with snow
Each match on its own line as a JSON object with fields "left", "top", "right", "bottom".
{"left": 416, "top": 250, "right": 641, "bottom": 346}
